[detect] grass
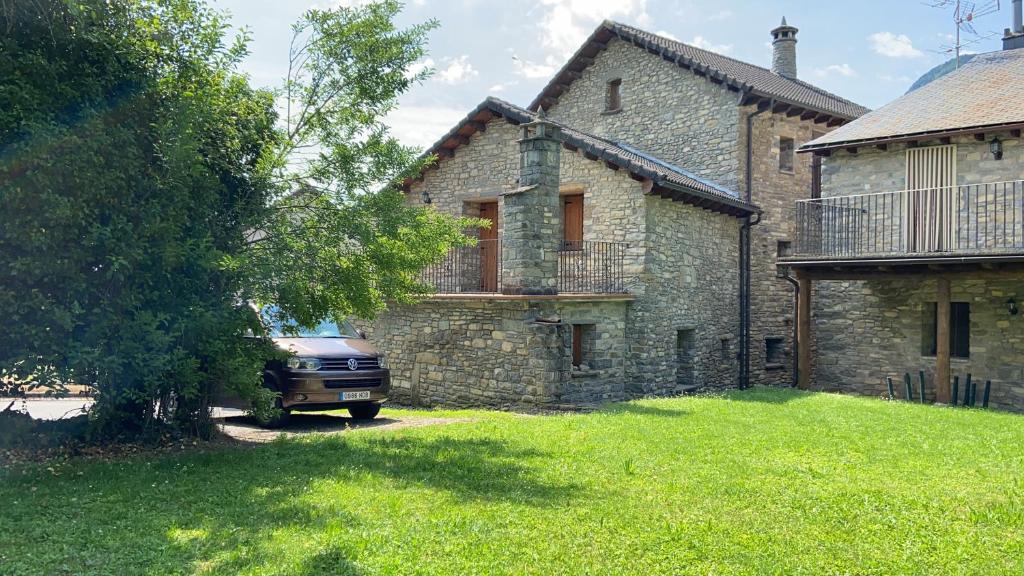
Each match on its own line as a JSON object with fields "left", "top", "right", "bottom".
{"left": 1, "top": 388, "right": 1023, "bottom": 575}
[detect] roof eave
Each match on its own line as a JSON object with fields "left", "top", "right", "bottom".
{"left": 798, "top": 120, "right": 1024, "bottom": 154}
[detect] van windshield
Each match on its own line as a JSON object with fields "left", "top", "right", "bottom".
{"left": 261, "top": 306, "right": 360, "bottom": 339}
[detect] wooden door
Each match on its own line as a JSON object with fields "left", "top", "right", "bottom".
{"left": 562, "top": 194, "right": 584, "bottom": 250}
{"left": 479, "top": 202, "right": 498, "bottom": 291}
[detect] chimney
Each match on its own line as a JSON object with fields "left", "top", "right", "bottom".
{"left": 771, "top": 17, "right": 798, "bottom": 79}
{"left": 1004, "top": 0, "right": 1024, "bottom": 50}
{"left": 500, "top": 111, "right": 561, "bottom": 295}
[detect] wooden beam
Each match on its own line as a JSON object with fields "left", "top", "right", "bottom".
{"left": 974, "top": 133, "right": 986, "bottom": 141}
{"left": 1012, "top": 129, "right": 1022, "bottom": 138}
{"left": 467, "top": 121, "right": 486, "bottom": 133}
{"left": 935, "top": 277, "right": 952, "bottom": 404}
{"left": 876, "top": 144, "right": 888, "bottom": 151}
{"left": 940, "top": 136, "right": 951, "bottom": 145}
{"left": 576, "top": 56, "right": 595, "bottom": 67}
{"left": 797, "top": 273, "right": 812, "bottom": 390}
{"left": 846, "top": 147, "right": 859, "bottom": 154}
{"left": 604, "top": 160, "right": 620, "bottom": 170}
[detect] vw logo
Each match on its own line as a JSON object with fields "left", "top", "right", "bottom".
{"left": 347, "top": 358, "right": 359, "bottom": 371}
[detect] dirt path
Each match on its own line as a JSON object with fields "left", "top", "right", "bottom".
{"left": 217, "top": 412, "right": 473, "bottom": 443}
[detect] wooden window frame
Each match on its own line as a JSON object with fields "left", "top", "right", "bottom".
{"left": 605, "top": 78, "right": 622, "bottom": 113}
{"left": 779, "top": 137, "right": 795, "bottom": 173}
{"left": 922, "top": 301, "right": 970, "bottom": 359}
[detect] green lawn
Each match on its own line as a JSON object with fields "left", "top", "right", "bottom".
{"left": 2, "top": 388, "right": 1023, "bottom": 575}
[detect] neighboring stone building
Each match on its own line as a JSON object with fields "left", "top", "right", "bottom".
{"left": 368, "top": 18, "right": 867, "bottom": 408}
{"left": 783, "top": 17, "right": 1024, "bottom": 411}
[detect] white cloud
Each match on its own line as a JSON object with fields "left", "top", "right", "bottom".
{"left": 406, "top": 57, "right": 434, "bottom": 79}
{"left": 488, "top": 81, "right": 519, "bottom": 93}
{"left": 437, "top": 55, "right": 478, "bottom": 85}
{"left": 533, "top": 0, "right": 650, "bottom": 61}
{"left": 511, "top": 54, "right": 560, "bottom": 79}
{"left": 706, "top": 9, "right": 733, "bottom": 21}
{"left": 385, "top": 105, "right": 471, "bottom": 149}
{"left": 814, "top": 63, "right": 857, "bottom": 78}
{"left": 689, "top": 35, "right": 733, "bottom": 54}
{"left": 868, "top": 32, "right": 924, "bottom": 58}
{"left": 654, "top": 30, "right": 680, "bottom": 42}
{"left": 878, "top": 74, "right": 911, "bottom": 83}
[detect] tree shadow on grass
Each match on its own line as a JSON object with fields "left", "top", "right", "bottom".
{"left": 2, "top": 432, "right": 580, "bottom": 574}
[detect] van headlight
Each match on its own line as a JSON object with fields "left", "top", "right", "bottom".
{"left": 376, "top": 356, "right": 388, "bottom": 368}
{"left": 287, "top": 357, "right": 322, "bottom": 371}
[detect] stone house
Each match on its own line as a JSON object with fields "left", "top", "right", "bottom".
{"left": 783, "top": 14, "right": 1024, "bottom": 411}
{"left": 367, "top": 18, "right": 867, "bottom": 408}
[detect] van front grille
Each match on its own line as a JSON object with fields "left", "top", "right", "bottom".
{"left": 324, "top": 378, "right": 383, "bottom": 389}
{"left": 319, "top": 357, "right": 380, "bottom": 371}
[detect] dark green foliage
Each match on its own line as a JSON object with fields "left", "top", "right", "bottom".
{"left": 0, "top": 0, "right": 468, "bottom": 438}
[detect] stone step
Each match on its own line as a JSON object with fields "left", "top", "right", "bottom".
{"left": 678, "top": 385, "right": 701, "bottom": 395}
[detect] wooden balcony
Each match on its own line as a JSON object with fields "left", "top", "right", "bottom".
{"left": 421, "top": 239, "right": 629, "bottom": 295}
{"left": 786, "top": 180, "right": 1024, "bottom": 271}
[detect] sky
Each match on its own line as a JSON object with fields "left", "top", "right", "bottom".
{"left": 210, "top": 0, "right": 1015, "bottom": 149}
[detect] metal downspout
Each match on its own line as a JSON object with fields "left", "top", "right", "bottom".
{"left": 739, "top": 101, "right": 770, "bottom": 389}
{"left": 781, "top": 269, "right": 800, "bottom": 388}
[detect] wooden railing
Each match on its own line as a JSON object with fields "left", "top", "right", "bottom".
{"left": 793, "top": 180, "right": 1024, "bottom": 259}
{"left": 421, "top": 239, "right": 628, "bottom": 294}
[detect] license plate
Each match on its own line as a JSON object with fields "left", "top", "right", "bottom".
{"left": 340, "top": 390, "right": 371, "bottom": 401}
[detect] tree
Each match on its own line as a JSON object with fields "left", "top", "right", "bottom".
{"left": 0, "top": 0, "right": 470, "bottom": 438}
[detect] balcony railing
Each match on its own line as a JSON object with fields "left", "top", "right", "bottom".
{"left": 793, "top": 180, "right": 1024, "bottom": 260}
{"left": 421, "top": 239, "right": 628, "bottom": 294}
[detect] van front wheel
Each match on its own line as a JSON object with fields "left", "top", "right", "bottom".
{"left": 348, "top": 403, "right": 381, "bottom": 421}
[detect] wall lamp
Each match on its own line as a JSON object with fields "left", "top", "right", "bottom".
{"left": 1009, "top": 298, "right": 1018, "bottom": 316}
{"left": 990, "top": 137, "right": 1003, "bottom": 160}
{"left": 420, "top": 190, "right": 432, "bottom": 204}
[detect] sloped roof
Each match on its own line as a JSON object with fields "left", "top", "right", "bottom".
{"left": 802, "top": 48, "right": 1024, "bottom": 151}
{"left": 403, "top": 97, "right": 757, "bottom": 217}
{"left": 529, "top": 20, "right": 869, "bottom": 123}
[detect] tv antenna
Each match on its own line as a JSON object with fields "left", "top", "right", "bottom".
{"left": 928, "top": 1, "right": 1002, "bottom": 67}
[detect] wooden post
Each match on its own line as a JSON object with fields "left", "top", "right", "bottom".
{"left": 935, "top": 277, "right": 952, "bottom": 404}
{"left": 796, "top": 272, "right": 812, "bottom": 390}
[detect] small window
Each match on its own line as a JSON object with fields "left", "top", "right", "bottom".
{"left": 922, "top": 302, "right": 970, "bottom": 358}
{"left": 765, "top": 337, "right": 785, "bottom": 366}
{"left": 571, "top": 324, "right": 596, "bottom": 369}
{"left": 720, "top": 337, "right": 731, "bottom": 361}
{"left": 779, "top": 137, "right": 795, "bottom": 172}
{"left": 605, "top": 79, "right": 622, "bottom": 112}
{"left": 776, "top": 240, "right": 792, "bottom": 258}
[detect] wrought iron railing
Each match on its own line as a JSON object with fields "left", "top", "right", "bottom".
{"left": 558, "top": 240, "right": 627, "bottom": 293}
{"left": 421, "top": 239, "right": 628, "bottom": 294}
{"left": 421, "top": 239, "right": 501, "bottom": 294}
{"left": 794, "top": 180, "right": 1024, "bottom": 259}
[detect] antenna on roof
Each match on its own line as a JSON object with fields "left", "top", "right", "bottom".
{"left": 928, "top": 1, "right": 1002, "bottom": 67}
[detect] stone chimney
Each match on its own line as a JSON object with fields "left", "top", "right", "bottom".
{"left": 500, "top": 111, "right": 561, "bottom": 295}
{"left": 1004, "top": 0, "right": 1024, "bottom": 50}
{"left": 771, "top": 17, "right": 798, "bottom": 79}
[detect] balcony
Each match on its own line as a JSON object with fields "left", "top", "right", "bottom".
{"left": 421, "top": 239, "right": 629, "bottom": 294}
{"left": 790, "top": 180, "right": 1024, "bottom": 267}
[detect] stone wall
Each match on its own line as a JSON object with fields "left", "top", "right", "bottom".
{"left": 628, "top": 194, "right": 741, "bottom": 394}
{"left": 544, "top": 37, "right": 741, "bottom": 191}
{"left": 363, "top": 297, "right": 630, "bottom": 408}
{"left": 812, "top": 276, "right": 1024, "bottom": 412}
{"left": 820, "top": 132, "right": 1024, "bottom": 196}
{"left": 741, "top": 108, "right": 835, "bottom": 386}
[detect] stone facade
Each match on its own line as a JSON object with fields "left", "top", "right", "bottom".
{"left": 814, "top": 276, "right": 1024, "bottom": 412}
{"left": 810, "top": 130, "right": 1024, "bottom": 411}
{"left": 369, "top": 27, "right": 856, "bottom": 408}
{"left": 545, "top": 37, "right": 741, "bottom": 191}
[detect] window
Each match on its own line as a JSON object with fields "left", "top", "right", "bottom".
{"left": 562, "top": 194, "right": 584, "bottom": 250}
{"left": 676, "top": 329, "right": 695, "bottom": 387}
{"left": 810, "top": 131, "right": 825, "bottom": 198}
{"left": 922, "top": 302, "right": 970, "bottom": 358}
{"left": 779, "top": 137, "right": 795, "bottom": 172}
{"left": 776, "top": 240, "right": 792, "bottom": 258}
{"left": 605, "top": 78, "right": 622, "bottom": 112}
{"left": 720, "top": 337, "right": 731, "bottom": 361}
{"left": 571, "top": 324, "right": 596, "bottom": 369}
{"left": 765, "top": 337, "right": 785, "bottom": 366}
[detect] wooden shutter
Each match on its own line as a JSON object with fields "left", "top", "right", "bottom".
{"left": 905, "top": 145, "right": 957, "bottom": 252}
{"left": 479, "top": 202, "right": 498, "bottom": 291}
{"left": 562, "top": 194, "right": 584, "bottom": 249}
